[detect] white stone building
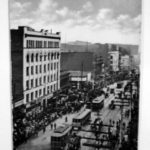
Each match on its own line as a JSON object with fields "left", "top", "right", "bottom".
{"left": 11, "top": 26, "right": 61, "bottom": 114}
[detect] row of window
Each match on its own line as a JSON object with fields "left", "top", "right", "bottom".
{"left": 26, "top": 63, "right": 59, "bottom": 76}
{"left": 26, "top": 40, "right": 60, "bottom": 48}
{"left": 26, "top": 52, "right": 60, "bottom": 63}
{"left": 26, "top": 73, "right": 59, "bottom": 90}
{"left": 26, "top": 83, "right": 58, "bottom": 102}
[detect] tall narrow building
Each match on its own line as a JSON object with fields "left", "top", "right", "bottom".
{"left": 108, "top": 50, "right": 120, "bottom": 72}
{"left": 11, "top": 26, "right": 61, "bottom": 115}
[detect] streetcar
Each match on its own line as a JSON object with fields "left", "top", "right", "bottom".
{"left": 72, "top": 109, "right": 91, "bottom": 130}
{"left": 92, "top": 95, "right": 104, "bottom": 110}
{"left": 115, "top": 81, "right": 128, "bottom": 95}
{"left": 50, "top": 124, "right": 72, "bottom": 150}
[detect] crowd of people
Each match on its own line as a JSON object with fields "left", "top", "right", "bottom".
{"left": 13, "top": 82, "right": 95, "bottom": 149}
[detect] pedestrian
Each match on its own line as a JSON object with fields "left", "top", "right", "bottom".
{"left": 65, "top": 116, "right": 68, "bottom": 122}
{"left": 43, "top": 124, "right": 46, "bottom": 133}
{"left": 123, "top": 122, "right": 126, "bottom": 130}
{"left": 113, "top": 120, "right": 115, "bottom": 126}
{"left": 54, "top": 123, "right": 56, "bottom": 129}
{"left": 51, "top": 123, "right": 53, "bottom": 130}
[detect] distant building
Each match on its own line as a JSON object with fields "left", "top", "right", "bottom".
{"left": 120, "top": 55, "right": 130, "bottom": 70}
{"left": 61, "top": 52, "right": 94, "bottom": 72}
{"left": 69, "top": 71, "right": 92, "bottom": 89}
{"left": 108, "top": 44, "right": 119, "bottom": 51}
{"left": 93, "top": 55, "right": 104, "bottom": 80}
{"left": 132, "top": 54, "right": 140, "bottom": 68}
{"left": 11, "top": 26, "right": 61, "bottom": 115}
{"left": 108, "top": 51, "right": 120, "bottom": 72}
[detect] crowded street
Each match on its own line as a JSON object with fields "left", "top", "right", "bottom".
{"left": 13, "top": 77, "right": 138, "bottom": 150}
{"left": 9, "top": 1, "right": 141, "bottom": 150}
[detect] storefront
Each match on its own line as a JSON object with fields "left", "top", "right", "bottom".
{"left": 26, "top": 101, "right": 41, "bottom": 116}
{"left": 13, "top": 104, "right": 26, "bottom": 120}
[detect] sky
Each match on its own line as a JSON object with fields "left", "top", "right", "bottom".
{"left": 10, "top": 0, "right": 141, "bottom": 45}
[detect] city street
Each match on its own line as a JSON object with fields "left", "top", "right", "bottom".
{"left": 78, "top": 93, "right": 130, "bottom": 150}
{"left": 16, "top": 81, "right": 131, "bottom": 150}
{"left": 10, "top": 1, "right": 141, "bottom": 150}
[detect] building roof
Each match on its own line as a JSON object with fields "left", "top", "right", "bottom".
{"left": 51, "top": 124, "right": 71, "bottom": 137}
{"left": 108, "top": 51, "right": 119, "bottom": 54}
{"left": 69, "top": 71, "right": 90, "bottom": 77}
{"left": 74, "top": 109, "right": 91, "bottom": 120}
{"left": 11, "top": 26, "right": 61, "bottom": 38}
{"left": 60, "top": 70, "right": 70, "bottom": 76}
{"left": 93, "top": 95, "right": 104, "bottom": 104}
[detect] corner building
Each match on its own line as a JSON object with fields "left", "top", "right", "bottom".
{"left": 11, "top": 26, "right": 61, "bottom": 115}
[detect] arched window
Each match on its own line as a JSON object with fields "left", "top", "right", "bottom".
{"left": 48, "top": 53, "right": 50, "bottom": 60}
{"left": 51, "top": 53, "right": 54, "bottom": 60}
{"left": 51, "top": 74, "right": 53, "bottom": 81}
{"left": 57, "top": 53, "right": 60, "bottom": 59}
{"left": 36, "top": 53, "right": 38, "bottom": 62}
{"left": 44, "top": 53, "right": 47, "bottom": 61}
{"left": 31, "top": 53, "right": 34, "bottom": 62}
{"left": 26, "top": 54, "right": 29, "bottom": 63}
{"left": 53, "top": 53, "right": 56, "bottom": 60}
{"left": 39, "top": 52, "right": 42, "bottom": 61}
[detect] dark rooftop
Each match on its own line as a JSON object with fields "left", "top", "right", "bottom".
{"left": 54, "top": 125, "right": 70, "bottom": 133}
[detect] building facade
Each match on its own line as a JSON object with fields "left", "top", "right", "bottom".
{"left": 120, "top": 55, "right": 130, "bottom": 70}
{"left": 108, "top": 51, "right": 120, "bottom": 72}
{"left": 93, "top": 55, "right": 104, "bottom": 80}
{"left": 11, "top": 26, "right": 61, "bottom": 114}
{"left": 69, "top": 71, "right": 92, "bottom": 89}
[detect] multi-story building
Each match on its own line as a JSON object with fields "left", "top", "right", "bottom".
{"left": 93, "top": 55, "right": 104, "bottom": 80}
{"left": 120, "top": 55, "right": 130, "bottom": 70}
{"left": 69, "top": 71, "right": 92, "bottom": 89}
{"left": 108, "top": 50, "right": 120, "bottom": 72}
{"left": 11, "top": 26, "right": 61, "bottom": 115}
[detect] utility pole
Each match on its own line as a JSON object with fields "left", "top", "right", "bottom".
{"left": 80, "top": 61, "right": 84, "bottom": 89}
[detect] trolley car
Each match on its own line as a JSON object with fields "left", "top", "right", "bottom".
{"left": 72, "top": 109, "right": 91, "bottom": 130}
{"left": 92, "top": 95, "right": 104, "bottom": 110}
{"left": 51, "top": 124, "right": 72, "bottom": 150}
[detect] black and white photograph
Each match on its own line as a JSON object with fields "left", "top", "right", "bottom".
{"left": 10, "top": 0, "right": 141, "bottom": 150}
